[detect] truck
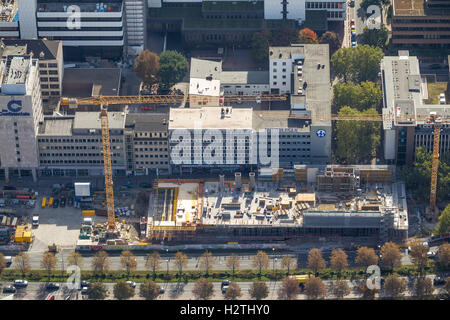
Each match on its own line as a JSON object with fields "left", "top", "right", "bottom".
{"left": 288, "top": 275, "right": 310, "bottom": 291}
{"left": 32, "top": 216, "right": 39, "bottom": 227}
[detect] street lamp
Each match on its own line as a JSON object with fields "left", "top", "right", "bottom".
{"left": 273, "top": 258, "right": 277, "bottom": 275}
{"left": 166, "top": 259, "right": 169, "bottom": 280}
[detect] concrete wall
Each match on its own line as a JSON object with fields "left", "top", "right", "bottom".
{"left": 18, "top": 0, "right": 38, "bottom": 39}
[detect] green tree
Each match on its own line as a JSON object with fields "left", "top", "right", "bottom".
{"left": 403, "top": 148, "right": 450, "bottom": 204}
{"left": 87, "top": 283, "right": 107, "bottom": 300}
{"left": 319, "top": 31, "right": 341, "bottom": 56}
{"left": 331, "top": 45, "right": 384, "bottom": 83}
{"left": 298, "top": 28, "right": 318, "bottom": 44}
{"left": 158, "top": 50, "right": 188, "bottom": 88}
{"left": 335, "top": 107, "right": 381, "bottom": 164}
{"left": 360, "top": 0, "right": 381, "bottom": 13}
{"left": 360, "top": 25, "right": 389, "bottom": 49}
{"left": 139, "top": 281, "right": 161, "bottom": 300}
{"left": 113, "top": 281, "right": 135, "bottom": 300}
{"left": 251, "top": 30, "right": 271, "bottom": 63}
{"left": 434, "top": 204, "right": 450, "bottom": 236}
{"left": 134, "top": 50, "right": 160, "bottom": 86}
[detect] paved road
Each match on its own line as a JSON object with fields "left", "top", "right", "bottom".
{"left": 2, "top": 274, "right": 445, "bottom": 300}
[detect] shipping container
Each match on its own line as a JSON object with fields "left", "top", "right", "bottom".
{"left": 82, "top": 210, "right": 95, "bottom": 216}
{"left": 16, "top": 194, "right": 30, "bottom": 200}
{"left": 95, "top": 209, "right": 107, "bottom": 217}
{"left": 41, "top": 197, "right": 47, "bottom": 208}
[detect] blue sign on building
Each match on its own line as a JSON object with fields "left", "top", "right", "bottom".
{"left": 316, "top": 129, "right": 326, "bottom": 138}
{"left": 0, "top": 100, "right": 29, "bottom": 116}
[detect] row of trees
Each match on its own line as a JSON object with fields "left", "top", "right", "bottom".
{"left": 134, "top": 50, "right": 189, "bottom": 89}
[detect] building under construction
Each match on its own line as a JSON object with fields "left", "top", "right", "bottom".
{"left": 145, "top": 165, "right": 408, "bottom": 245}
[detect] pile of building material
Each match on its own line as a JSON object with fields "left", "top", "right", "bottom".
{"left": 14, "top": 224, "right": 32, "bottom": 243}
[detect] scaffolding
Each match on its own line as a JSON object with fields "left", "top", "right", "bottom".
{"left": 317, "top": 167, "right": 357, "bottom": 193}
{"left": 294, "top": 165, "right": 307, "bottom": 182}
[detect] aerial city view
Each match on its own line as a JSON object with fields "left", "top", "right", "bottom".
{"left": 0, "top": 0, "right": 449, "bottom": 306}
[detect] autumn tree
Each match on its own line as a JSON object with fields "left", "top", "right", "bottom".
{"left": 356, "top": 282, "right": 378, "bottom": 300}
{"left": 319, "top": 31, "right": 341, "bottom": 56}
{"left": 278, "top": 277, "right": 300, "bottom": 300}
{"left": 355, "top": 246, "right": 379, "bottom": 267}
{"left": 67, "top": 251, "right": 84, "bottom": 269}
{"left": 226, "top": 254, "right": 240, "bottom": 280}
{"left": 87, "top": 283, "right": 107, "bottom": 300}
{"left": 298, "top": 28, "right": 318, "bottom": 44}
{"left": 198, "top": 250, "right": 215, "bottom": 276}
{"left": 224, "top": 282, "right": 242, "bottom": 300}
{"left": 92, "top": 250, "right": 110, "bottom": 274}
{"left": 253, "top": 251, "right": 270, "bottom": 278}
{"left": 14, "top": 252, "right": 31, "bottom": 277}
{"left": 174, "top": 251, "right": 188, "bottom": 277}
{"left": 140, "top": 281, "right": 161, "bottom": 300}
{"left": 443, "top": 278, "right": 450, "bottom": 296}
{"left": 305, "top": 277, "right": 328, "bottom": 300}
{"left": 335, "top": 107, "right": 381, "bottom": 164}
{"left": 158, "top": 50, "right": 188, "bottom": 88}
{"left": 438, "top": 243, "right": 450, "bottom": 268}
{"left": 0, "top": 253, "right": 6, "bottom": 276}
{"left": 193, "top": 278, "right": 214, "bottom": 300}
{"left": 414, "top": 277, "right": 434, "bottom": 299}
{"left": 281, "top": 256, "right": 297, "bottom": 275}
{"left": 307, "top": 248, "right": 327, "bottom": 275}
{"left": 333, "top": 280, "right": 351, "bottom": 299}
{"left": 134, "top": 50, "right": 160, "bottom": 87}
{"left": 383, "top": 274, "right": 407, "bottom": 299}
{"left": 145, "top": 251, "right": 161, "bottom": 280}
{"left": 41, "top": 251, "right": 57, "bottom": 281}
{"left": 330, "top": 249, "right": 349, "bottom": 276}
{"left": 120, "top": 250, "right": 137, "bottom": 278}
{"left": 249, "top": 281, "right": 269, "bottom": 300}
{"left": 380, "top": 242, "right": 402, "bottom": 270}
{"left": 113, "top": 281, "right": 135, "bottom": 300}
{"left": 409, "top": 240, "right": 429, "bottom": 274}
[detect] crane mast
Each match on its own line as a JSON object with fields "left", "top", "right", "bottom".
{"left": 429, "top": 124, "right": 442, "bottom": 214}
{"left": 100, "top": 108, "right": 116, "bottom": 231}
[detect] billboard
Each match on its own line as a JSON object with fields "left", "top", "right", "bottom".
{"left": 75, "top": 182, "right": 91, "bottom": 197}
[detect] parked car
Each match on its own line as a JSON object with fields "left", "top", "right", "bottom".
{"left": 13, "top": 280, "right": 28, "bottom": 287}
{"left": 433, "top": 276, "right": 446, "bottom": 286}
{"left": 67, "top": 197, "right": 74, "bottom": 207}
{"left": 81, "top": 287, "right": 89, "bottom": 295}
{"left": 80, "top": 280, "right": 91, "bottom": 288}
{"left": 53, "top": 199, "right": 59, "bottom": 208}
{"left": 46, "top": 283, "right": 60, "bottom": 291}
{"left": 440, "top": 93, "right": 446, "bottom": 105}
{"left": 352, "top": 41, "right": 357, "bottom": 48}
{"left": 126, "top": 281, "right": 136, "bottom": 288}
{"left": 221, "top": 280, "right": 231, "bottom": 294}
{"left": 60, "top": 198, "right": 66, "bottom": 207}
{"left": 32, "top": 215, "right": 39, "bottom": 227}
{"left": 159, "top": 288, "right": 165, "bottom": 294}
{"left": 2, "top": 285, "right": 16, "bottom": 293}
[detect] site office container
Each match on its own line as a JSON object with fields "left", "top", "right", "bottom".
{"left": 48, "top": 197, "right": 54, "bottom": 207}
{"left": 41, "top": 197, "right": 47, "bottom": 208}
{"left": 16, "top": 194, "right": 30, "bottom": 200}
{"left": 82, "top": 210, "right": 95, "bottom": 216}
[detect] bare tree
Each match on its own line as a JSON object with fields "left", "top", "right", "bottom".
{"left": 380, "top": 242, "right": 402, "bottom": 270}
{"left": 355, "top": 246, "right": 379, "bottom": 267}
{"left": 414, "top": 277, "right": 434, "bottom": 299}
{"left": 224, "top": 282, "right": 242, "bottom": 300}
{"left": 92, "top": 250, "right": 110, "bottom": 274}
{"left": 307, "top": 248, "right": 327, "bottom": 275}
{"left": 304, "top": 276, "right": 328, "bottom": 300}
{"left": 198, "top": 250, "right": 215, "bottom": 276}
{"left": 281, "top": 256, "right": 297, "bottom": 275}
{"left": 140, "top": 281, "right": 161, "bottom": 300}
{"left": 330, "top": 249, "right": 349, "bottom": 276}
{"left": 249, "top": 281, "right": 269, "bottom": 300}
{"left": 14, "top": 252, "right": 30, "bottom": 277}
{"left": 174, "top": 251, "right": 188, "bottom": 276}
{"left": 444, "top": 277, "right": 450, "bottom": 296}
{"left": 193, "top": 278, "right": 214, "bottom": 300}
{"left": 226, "top": 254, "right": 240, "bottom": 280}
{"left": 145, "top": 251, "right": 161, "bottom": 279}
{"left": 333, "top": 280, "right": 351, "bottom": 299}
{"left": 383, "top": 274, "right": 407, "bottom": 299}
{"left": 253, "top": 251, "right": 269, "bottom": 278}
{"left": 278, "top": 277, "right": 300, "bottom": 300}
{"left": 67, "top": 251, "right": 84, "bottom": 269}
{"left": 438, "top": 243, "right": 450, "bottom": 268}
{"left": 41, "top": 251, "right": 57, "bottom": 280}
{"left": 409, "top": 240, "right": 428, "bottom": 274}
{"left": 0, "top": 253, "right": 6, "bottom": 276}
{"left": 120, "top": 250, "right": 137, "bottom": 278}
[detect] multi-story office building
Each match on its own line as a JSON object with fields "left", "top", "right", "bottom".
{"left": 391, "top": 0, "right": 450, "bottom": 48}
{"left": 37, "top": 112, "right": 127, "bottom": 177}
{"left": 265, "top": 0, "right": 346, "bottom": 22}
{"left": 0, "top": 54, "right": 43, "bottom": 182}
{"left": 381, "top": 50, "right": 450, "bottom": 165}
{"left": 1, "top": 39, "right": 63, "bottom": 102}
{"left": 124, "top": 0, "right": 146, "bottom": 55}
{"left": 18, "top": 0, "right": 124, "bottom": 59}
{"left": 0, "top": 0, "right": 19, "bottom": 39}
{"left": 124, "top": 113, "right": 170, "bottom": 176}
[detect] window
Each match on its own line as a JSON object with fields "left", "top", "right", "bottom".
{"left": 273, "top": 82, "right": 277, "bottom": 85}
{"left": 273, "top": 62, "right": 277, "bottom": 66}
